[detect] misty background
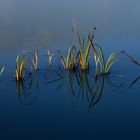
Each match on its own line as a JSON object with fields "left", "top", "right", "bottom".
{"left": 0, "top": 0, "right": 140, "bottom": 53}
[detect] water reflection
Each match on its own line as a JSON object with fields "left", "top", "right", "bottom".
{"left": 46, "top": 68, "right": 140, "bottom": 110}
{"left": 0, "top": 83, "right": 6, "bottom": 93}
{"left": 16, "top": 72, "right": 39, "bottom": 105}
{"left": 110, "top": 75, "right": 140, "bottom": 93}
{"left": 45, "top": 69, "right": 109, "bottom": 109}
{"left": 14, "top": 65, "right": 140, "bottom": 109}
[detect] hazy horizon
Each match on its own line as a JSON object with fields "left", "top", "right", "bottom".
{"left": 0, "top": 0, "right": 140, "bottom": 52}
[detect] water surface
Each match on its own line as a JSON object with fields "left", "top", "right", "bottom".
{"left": 0, "top": 1, "right": 140, "bottom": 139}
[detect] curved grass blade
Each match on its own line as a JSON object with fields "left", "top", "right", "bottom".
{"left": 0, "top": 67, "right": 5, "bottom": 77}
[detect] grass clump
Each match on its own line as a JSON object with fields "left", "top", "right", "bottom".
{"left": 77, "top": 33, "right": 94, "bottom": 70}
{"left": 15, "top": 55, "right": 27, "bottom": 81}
{"left": 72, "top": 21, "right": 95, "bottom": 70}
{"left": 31, "top": 48, "right": 38, "bottom": 71}
{"left": 93, "top": 44, "right": 124, "bottom": 76}
{"left": 61, "top": 46, "right": 78, "bottom": 70}
{"left": 27, "top": 48, "right": 39, "bottom": 71}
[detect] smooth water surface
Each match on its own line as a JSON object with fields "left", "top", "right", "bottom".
{"left": 0, "top": 1, "right": 140, "bottom": 139}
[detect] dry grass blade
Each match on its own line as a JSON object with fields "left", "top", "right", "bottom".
{"left": 47, "top": 50, "right": 54, "bottom": 65}
{"left": 0, "top": 67, "right": 5, "bottom": 77}
{"left": 35, "top": 48, "right": 38, "bottom": 70}
{"left": 124, "top": 53, "right": 140, "bottom": 66}
{"left": 25, "top": 48, "right": 39, "bottom": 71}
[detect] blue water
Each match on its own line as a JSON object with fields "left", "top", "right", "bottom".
{"left": 0, "top": 1, "right": 140, "bottom": 140}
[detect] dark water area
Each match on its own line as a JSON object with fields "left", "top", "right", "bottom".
{"left": 0, "top": 0, "right": 140, "bottom": 140}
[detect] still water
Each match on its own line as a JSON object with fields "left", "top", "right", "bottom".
{"left": 0, "top": 0, "right": 140, "bottom": 139}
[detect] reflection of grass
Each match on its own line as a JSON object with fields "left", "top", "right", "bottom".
{"left": 89, "top": 76, "right": 105, "bottom": 109}
{"left": 46, "top": 69, "right": 102, "bottom": 109}
{"left": 107, "top": 75, "right": 140, "bottom": 93}
{"left": 16, "top": 79, "right": 31, "bottom": 98}
{"left": 46, "top": 68, "right": 138, "bottom": 111}
{"left": 76, "top": 70, "right": 93, "bottom": 103}
{"left": 16, "top": 72, "right": 39, "bottom": 105}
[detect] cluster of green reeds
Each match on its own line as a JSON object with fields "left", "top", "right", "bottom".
{"left": 57, "top": 22, "right": 125, "bottom": 77}
{"left": 13, "top": 32, "right": 137, "bottom": 81}
{"left": 59, "top": 29, "right": 124, "bottom": 78}
{"left": 77, "top": 33, "right": 93, "bottom": 70}
{"left": 14, "top": 48, "right": 39, "bottom": 81}
{"left": 93, "top": 44, "right": 125, "bottom": 76}
{"left": 15, "top": 55, "right": 27, "bottom": 81}
{"left": 60, "top": 46, "right": 78, "bottom": 70}
{"left": 59, "top": 32, "right": 94, "bottom": 71}
{"left": 0, "top": 25, "right": 137, "bottom": 81}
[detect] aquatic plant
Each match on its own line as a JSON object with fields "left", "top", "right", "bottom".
{"left": 61, "top": 46, "right": 78, "bottom": 70}
{"left": 76, "top": 33, "right": 94, "bottom": 70}
{"left": 27, "top": 48, "right": 39, "bottom": 71}
{"left": 124, "top": 53, "right": 140, "bottom": 66}
{"left": 15, "top": 55, "right": 27, "bottom": 81}
{"left": 47, "top": 50, "right": 54, "bottom": 65}
{"left": 72, "top": 20, "right": 95, "bottom": 70}
{"left": 0, "top": 67, "right": 5, "bottom": 77}
{"left": 93, "top": 44, "right": 124, "bottom": 76}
